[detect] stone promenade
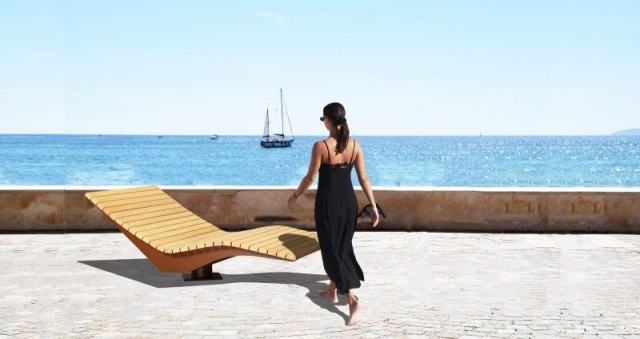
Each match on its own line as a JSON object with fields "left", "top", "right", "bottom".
{"left": 1, "top": 231, "right": 640, "bottom": 338}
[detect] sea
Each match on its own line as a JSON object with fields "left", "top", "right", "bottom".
{"left": 0, "top": 134, "right": 638, "bottom": 188}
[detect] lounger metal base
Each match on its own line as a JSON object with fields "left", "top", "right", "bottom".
{"left": 182, "top": 265, "right": 222, "bottom": 281}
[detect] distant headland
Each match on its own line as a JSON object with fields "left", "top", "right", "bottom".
{"left": 612, "top": 129, "right": 640, "bottom": 136}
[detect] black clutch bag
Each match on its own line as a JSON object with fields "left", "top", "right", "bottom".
{"left": 357, "top": 204, "right": 385, "bottom": 219}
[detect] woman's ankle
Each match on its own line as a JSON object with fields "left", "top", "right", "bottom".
{"left": 345, "top": 292, "right": 358, "bottom": 304}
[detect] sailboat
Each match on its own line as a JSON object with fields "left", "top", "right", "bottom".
{"left": 260, "top": 88, "right": 294, "bottom": 148}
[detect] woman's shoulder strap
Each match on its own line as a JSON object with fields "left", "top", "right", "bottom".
{"left": 349, "top": 139, "right": 357, "bottom": 164}
{"left": 322, "top": 140, "right": 331, "bottom": 162}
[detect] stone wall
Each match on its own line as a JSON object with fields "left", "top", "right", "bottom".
{"left": 0, "top": 186, "right": 639, "bottom": 233}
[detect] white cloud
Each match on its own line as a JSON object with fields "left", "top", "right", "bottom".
{"left": 256, "top": 11, "right": 284, "bottom": 26}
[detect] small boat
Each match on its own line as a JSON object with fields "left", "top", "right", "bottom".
{"left": 261, "top": 88, "right": 294, "bottom": 148}
{"left": 210, "top": 134, "right": 219, "bottom": 140}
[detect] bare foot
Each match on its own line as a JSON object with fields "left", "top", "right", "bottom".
{"left": 317, "top": 289, "right": 338, "bottom": 304}
{"left": 347, "top": 296, "right": 360, "bottom": 326}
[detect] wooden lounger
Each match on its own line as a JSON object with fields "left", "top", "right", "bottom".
{"left": 85, "top": 186, "right": 319, "bottom": 280}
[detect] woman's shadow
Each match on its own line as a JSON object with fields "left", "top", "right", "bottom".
{"left": 79, "top": 258, "right": 349, "bottom": 322}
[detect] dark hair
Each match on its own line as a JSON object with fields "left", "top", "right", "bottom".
{"left": 323, "top": 102, "right": 349, "bottom": 154}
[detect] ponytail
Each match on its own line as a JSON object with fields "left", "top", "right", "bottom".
{"left": 335, "top": 122, "right": 350, "bottom": 155}
{"left": 322, "top": 102, "right": 349, "bottom": 154}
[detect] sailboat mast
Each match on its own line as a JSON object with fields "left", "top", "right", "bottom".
{"left": 280, "top": 88, "right": 284, "bottom": 139}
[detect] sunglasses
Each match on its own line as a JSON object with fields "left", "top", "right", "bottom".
{"left": 320, "top": 116, "right": 325, "bottom": 121}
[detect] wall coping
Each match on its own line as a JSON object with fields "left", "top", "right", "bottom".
{"left": 1, "top": 186, "right": 639, "bottom": 232}
{"left": 1, "top": 185, "right": 639, "bottom": 193}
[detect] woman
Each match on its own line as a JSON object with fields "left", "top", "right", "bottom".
{"left": 288, "top": 102, "right": 379, "bottom": 326}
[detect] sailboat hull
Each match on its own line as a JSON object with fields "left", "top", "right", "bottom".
{"left": 260, "top": 138, "right": 294, "bottom": 148}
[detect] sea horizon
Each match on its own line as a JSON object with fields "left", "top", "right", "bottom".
{"left": 1, "top": 134, "right": 638, "bottom": 187}
{"left": 2, "top": 133, "right": 639, "bottom": 137}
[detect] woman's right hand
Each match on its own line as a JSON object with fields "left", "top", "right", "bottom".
{"left": 371, "top": 206, "right": 380, "bottom": 227}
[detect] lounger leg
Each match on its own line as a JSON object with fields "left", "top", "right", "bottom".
{"left": 182, "top": 264, "right": 223, "bottom": 281}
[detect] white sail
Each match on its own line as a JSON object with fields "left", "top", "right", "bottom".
{"left": 262, "top": 108, "right": 270, "bottom": 138}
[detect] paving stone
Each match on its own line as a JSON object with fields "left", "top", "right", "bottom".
{"left": 1, "top": 232, "right": 640, "bottom": 337}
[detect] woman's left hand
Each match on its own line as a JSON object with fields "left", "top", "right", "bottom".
{"left": 287, "top": 194, "right": 298, "bottom": 210}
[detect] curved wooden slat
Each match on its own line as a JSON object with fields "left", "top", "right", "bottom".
{"left": 85, "top": 186, "right": 320, "bottom": 273}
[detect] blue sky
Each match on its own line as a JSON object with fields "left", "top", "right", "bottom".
{"left": 1, "top": 0, "right": 639, "bottom": 136}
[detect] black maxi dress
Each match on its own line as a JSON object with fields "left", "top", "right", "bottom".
{"left": 314, "top": 140, "right": 364, "bottom": 294}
